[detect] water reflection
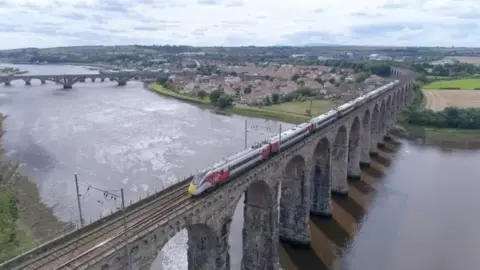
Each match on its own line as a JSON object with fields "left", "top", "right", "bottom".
{"left": 284, "top": 139, "right": 480, "bottom": 270}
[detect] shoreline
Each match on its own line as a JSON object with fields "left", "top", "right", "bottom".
{"left": 147, "top": 83, "right": 311, "bottom": 124}
{"left": 0, "top": 113, "right": 74, "bottom": 263}
{"left": 147, "top": 82, "right": 480, "bottom": 147}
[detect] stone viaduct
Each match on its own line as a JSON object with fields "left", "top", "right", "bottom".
{"left": 0, "top": 68, "right": 416, "bottom": 270}
{"left": 0, "top": 71, "right": 162, "bottom": 89}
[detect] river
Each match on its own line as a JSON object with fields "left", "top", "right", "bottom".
{"left": 1, "top": 64, "right": 480, "bottom": 270}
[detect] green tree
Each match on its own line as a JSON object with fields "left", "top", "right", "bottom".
{"left": 197, "top": 90, "right": 207, "bottom": 99}
{"left": 243, "top": 86, "right": 252, "bottom": 94}
{"left": 263, "top": 95, "right": 272, "bottom": 106}
{"left": 271, "top": 93, "right": 280, "bottom": 104}
{"left": 216, "top": 94, "right": 233, "bottom": 108}
{"left": 291, "top": 73, "right": 300, "bottom": 81}
{"left": 209, "top": 90, "right": 223, "bottom": 105}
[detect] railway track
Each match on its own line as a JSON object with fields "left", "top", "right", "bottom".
{"left": 54, "top": 167, "right": 250, "bottom": 270}
{"left": 11, "top": 182, "right": 190, "bottom": 270}
{"left": 56, "top": 193, "right": 200, "bottom": 269}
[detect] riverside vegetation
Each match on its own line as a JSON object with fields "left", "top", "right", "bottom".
{"left": 396, "top": 82, "right": 480, "bottom": 143}
{"left": 150, "top": 81, "right": 337, "bottom": 124}
{"left": 0, "top": 114, "right": 73, "bottom": 264}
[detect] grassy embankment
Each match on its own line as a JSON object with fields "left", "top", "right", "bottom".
{"left": 150, "top": 83, "right": 337, "bottom": 124}
{"left": 395, "top": 79, "right": 480, "bottom": 143}
{"left": 423, "top": 78, "right": 480, "bottom": 90}
{"left": 0, "top": 185, "right": 36, "bottom": 262}
{"left": 0, "top": 114, "right": 74, "bottom": 264}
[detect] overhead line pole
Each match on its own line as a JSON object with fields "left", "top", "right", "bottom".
{"left": 74, "top": 173, "right": 85, "bottom": 228}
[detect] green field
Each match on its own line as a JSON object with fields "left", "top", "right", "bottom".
{"left": 423, "top": 79, "right": 480, "bottom": 90}
{"left": 265, "top": 100, "right": 337, "bottom": 116}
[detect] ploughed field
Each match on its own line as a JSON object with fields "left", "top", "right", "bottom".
{"left": 424, "top": 90, "right": 480, "bottom": 111}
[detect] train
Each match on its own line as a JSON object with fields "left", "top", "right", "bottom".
{"left": 187, "top": 80, "right": 400, "bottom": 196}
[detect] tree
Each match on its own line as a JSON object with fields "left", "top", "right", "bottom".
{"left": 328, "top": 77, "right": 335, "bottom": 84}
{"left": 197, "top": 90, "right": 207, "bottom": 99}
{"left": 291, "top": 73, "right": 300, "bottom": 81}
{"left": 216, "top": 94, "right": 233, "bottom": 108}
{"left": 209, "top": 90, "right": 223, "bottom": 105}
{"left": 156, "top": 76, "right": 168, "bottom": 85}
{"left": 271, "top": 93, "right": 280, "bottom": 104}
{"left": 243, "top": 86, "right": 252, "bottom": 94}
{"left": 234, "top": 87, "right": 241, "bottom": 96}
{"left": 263, "top": 95, "right": 272, "bottom": 106}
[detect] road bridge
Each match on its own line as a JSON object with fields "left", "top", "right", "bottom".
{"left": 0, "top": 68, "right": 416, "bottom": 270}
{"left": 0, "top": 71, "right": 162, "bottom": 89}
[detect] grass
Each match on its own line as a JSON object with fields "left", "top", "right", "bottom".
{"left": 266, "top": 100, "right": 337, "bottom": 116}
{"left": 149, "top": 83, "right": 336, "bottom": 124}
{"left": 423, "top": 78, "right": 480, "bottom": 90}
{"left": 151, "top": 83, "right": 210, "bottom": 105}
{"left": 0, "top": 186, "right": 36, "bottom": 263}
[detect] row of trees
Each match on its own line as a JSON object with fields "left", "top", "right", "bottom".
{"left": 319, "top": 60, "right": 392, "bottom": 77}
{"left": 405, "top": 107, "right": 480, "bottom": 129}
{"left": 401, "top": 83, "right": 480, "bottom": 130}
{"left": 411, "top": 62, "right": 480, "bottom": 77}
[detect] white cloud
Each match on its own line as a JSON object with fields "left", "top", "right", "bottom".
{"left": 0, "top": 0, "right": 478, "bottom": 49}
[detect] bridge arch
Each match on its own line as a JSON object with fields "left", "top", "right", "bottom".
{"left": 242, "top": 179, "right": 279, "bottom": 269}
{"left": 378, "top": 100, "right": 386, "bottom": 144}
{"left": 370, "top": 104, "right": 380, "bottom": 155}
{"left": 347, "top": 117, "right": 361, "bottom": 179}
{"left": 398, "top": 88, "right": 402, "bottom": 106}
{"left": 311, "top": 137, "right": 331, "bottom": 216}
{"left": 186, "top": 224, "right": 218, "bottom": 269}
{"left": 386, "top": 95, "right": 392, "bottom": 133}
{"left": 280, "top": 155, "right": 310, "bottom": 245}
{"left": 359, "top": 109, "right": 371, "bottom": 166}
{"left": 331, "top": 125, "right": 349, "bottom": 195}
{"left": 404, "top": 86, "right": 409, "bottom": 104}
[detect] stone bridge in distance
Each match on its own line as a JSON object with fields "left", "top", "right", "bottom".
{"left": 0, "top": 71, "right": 162, "bottom": 89}
{"left": 0, "top": 68, "right": 416, "bottom": 270}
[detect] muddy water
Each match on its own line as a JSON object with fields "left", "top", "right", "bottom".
{"left": 281, "top": 139, "right": 480, "bottom": 270}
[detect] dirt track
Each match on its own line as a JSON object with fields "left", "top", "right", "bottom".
{"left": 424, "top": 90, "right": 480, "bottom": 111}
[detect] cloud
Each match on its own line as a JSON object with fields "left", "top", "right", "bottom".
{"left": 0, "top": 0, "right": 479, "bottom": 49}
{"left": 198, "top": 0, "right": 218, "bottom": 5}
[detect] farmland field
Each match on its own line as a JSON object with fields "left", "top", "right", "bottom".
{"left": 443, "top": 56, "right": 480, "bottom": 65}
{"left": 423, "top": 79, "right": 480, "bottom": 90}
{"left": 424, "top": 90, "right": 480, "bottom": 111}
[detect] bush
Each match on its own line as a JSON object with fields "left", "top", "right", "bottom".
{"left": 197, "top": 90, "right": 207, "bottom": 99}
{"left": 209, "top": 90, "right": 223, "bottom": 105}
{"left": 216, "top": 94, "right": 233, "bottom": 108}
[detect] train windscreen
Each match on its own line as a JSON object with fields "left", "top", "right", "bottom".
{"left": 192, "top": 171, "right": 207, "bottom": 185}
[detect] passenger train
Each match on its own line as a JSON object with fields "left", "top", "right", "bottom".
{"left": 188, "top": 80, "right": 400, "bottom": 196}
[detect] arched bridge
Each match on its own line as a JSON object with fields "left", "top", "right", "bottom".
{"left": 0, "top": 68, "right": 416, "bottom": 270}
{"left": 0, "top": 71, "right": 162, "bottom": 89}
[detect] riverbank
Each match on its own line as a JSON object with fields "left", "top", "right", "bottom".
{"left": 0, "top": 114, "right": 74, "bottom": 263}
{"left": 395, "top": 83, "right": 480, "bottom": 145}
{"left": 392, "top": 125, "right": 480, "bottom": 149}
{"left": 148, "top": 83, "right": 327, "bottom": 124}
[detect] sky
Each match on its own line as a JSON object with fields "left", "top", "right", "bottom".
{"left": 0, "top": 0, "right": 479, "bottom": 49}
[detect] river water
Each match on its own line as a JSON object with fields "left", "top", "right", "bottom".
{"left": 1, "top": 64, "right": 480, "bottom": 270}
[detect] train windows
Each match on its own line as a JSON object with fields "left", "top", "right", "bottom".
{"left": 192, "top": 171, "right": 207, "bottom": 185}
{"left": 229, "top": 154, "right": 259, "bottom": 171}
